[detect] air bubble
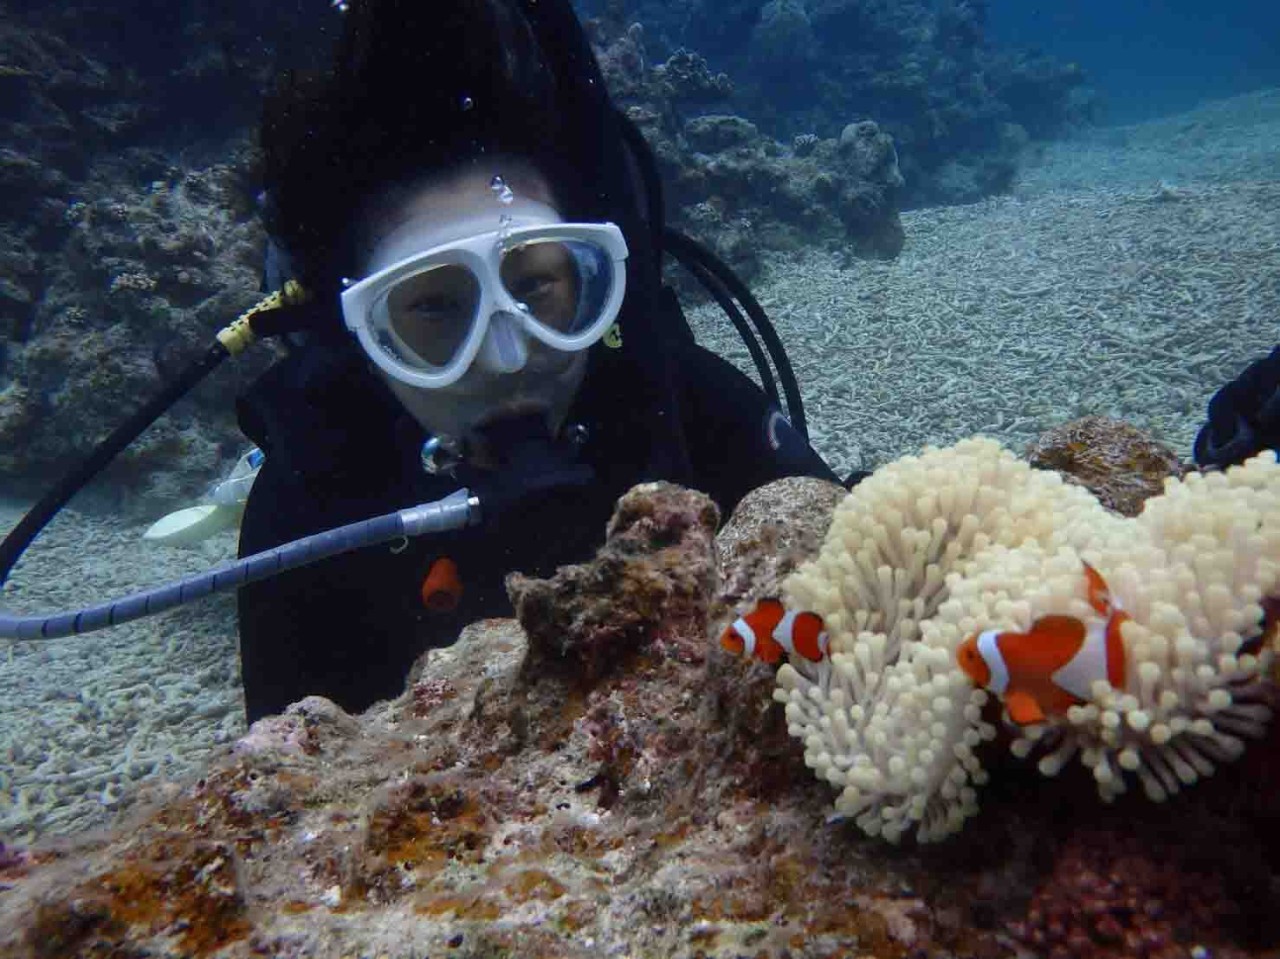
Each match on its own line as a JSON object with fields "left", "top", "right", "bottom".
{"left": 489, "top": 175, "right": 515, "bottom": 205}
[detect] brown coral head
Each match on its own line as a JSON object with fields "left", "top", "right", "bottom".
{"left": 603, "top": 481, "right": 721, "bottom": 553}
{"left": 1026, "top": 416, "right": 1186, "bottom": 516}
{"left": 507, "top": 482, "right": 720, "bottom": 683}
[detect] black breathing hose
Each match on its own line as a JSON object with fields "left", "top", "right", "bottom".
{"left": 0, "top": 284, "right": 314, "bottom": 589}
{"left": 0, "top": 343, "right": 229, "bottom": 584}
{"left": 662, "top": 228, "right": 811, "bottom": 440}
{"left": 677, "top": 252, "right": 781, "bottom": 410}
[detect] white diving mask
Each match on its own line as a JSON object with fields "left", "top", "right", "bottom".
{"left": 340, "top": 221, "right": 628, "bottom": 390}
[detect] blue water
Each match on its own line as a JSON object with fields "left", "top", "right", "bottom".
{"left": 987, "top": 0, "right": 1280, "bottom": 124}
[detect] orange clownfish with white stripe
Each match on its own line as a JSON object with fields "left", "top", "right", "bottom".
{"left": 720, "top": 598, "right": 830, "bottom": 664}
{"left": 956, "top": 560, "right": 1129, "bottom": 726}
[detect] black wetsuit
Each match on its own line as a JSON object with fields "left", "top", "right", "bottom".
{"left": 235, "top": 325, "right": 840, "bottom": 722}
{"left": 1195, "top": 345, "right": 1280, "bottom": 469}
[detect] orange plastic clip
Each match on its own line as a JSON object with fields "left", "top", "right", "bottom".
{"left": 421, "top": 556, "right": 463, "bottom": 612}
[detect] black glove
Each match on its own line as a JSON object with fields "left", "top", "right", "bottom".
{"left": 1195, "top": 346, "right": 1280, "bottom": 468}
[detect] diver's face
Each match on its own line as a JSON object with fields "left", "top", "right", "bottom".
{"left": 359, "top": 167, "right": 590, "bottom": 465}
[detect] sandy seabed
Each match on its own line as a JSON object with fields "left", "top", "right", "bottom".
{"left": 3, "top": 88, "right": 1279, "bottom": 843}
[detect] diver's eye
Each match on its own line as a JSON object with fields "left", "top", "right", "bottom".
{"left": 403, "top": 295, "right": 469, "bottom": 323}
{"left": 408, "top": 296, "right": 456, "bottom": 317}
{"left": 500, "top": 241, "right": 576, "bottom": 312}
{"left": 386, "top": 264, "right": 479, "bottom": 329}
{"left": 509, "top": 274, "right": 558, "bottom": 301}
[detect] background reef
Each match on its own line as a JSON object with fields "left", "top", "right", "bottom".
{"left": 0, "top": 0, "right": 1089, "bottom": 510}
{"left": 582, "top": 0, "right": 1093, "bottom": 205}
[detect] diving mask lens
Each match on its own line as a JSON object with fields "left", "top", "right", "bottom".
{"left": 383, "top": 263, "right": 481, "bottom": 368}
{"left": 498, "top": 238, "right": 614, "bottom": 336}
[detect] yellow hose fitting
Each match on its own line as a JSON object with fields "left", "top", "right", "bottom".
{"left": 216, "top": 315, "right": 257, "bottom": 355}
{"left": 215, "top": 281, "right": 311, "bottom": 356}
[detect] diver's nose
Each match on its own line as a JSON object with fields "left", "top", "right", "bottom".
{"left": 475, "top": 310, "right": 530, "bottom": 374}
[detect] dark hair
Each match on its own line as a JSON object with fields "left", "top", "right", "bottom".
{"left": 261, "top": 0, "right": 648, "bottom": 298}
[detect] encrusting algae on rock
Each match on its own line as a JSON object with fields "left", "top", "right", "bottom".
{"left": 774, "top": 437, "right": 1280, "bottom": 843}
{"left": 0, "top": 482, "right": 946, "bottom": 958}
{"left": 5, "top": 445, "right": 1280, "bottom": 957}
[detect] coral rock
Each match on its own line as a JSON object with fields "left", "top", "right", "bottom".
{"left": 0, "top": 479, "right": 880, "bottom": 957}
{"left": 1009, "top": 826, "right": 1243, "bottom": 959}
{"left": 508, "top": 481, "right": 720, "bottom": 683}
{"left": 3, "top": 476, "right": 1279, "bottom": 957}
{"left": 715, "top": 474, "right": 845, "bottom": 613}
{"left": 1026, "top": 415, "right": 1186, "bottom": 516}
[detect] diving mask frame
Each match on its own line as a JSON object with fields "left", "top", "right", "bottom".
{"left": 340, "top": 221, "right": 629, "bottom": 390}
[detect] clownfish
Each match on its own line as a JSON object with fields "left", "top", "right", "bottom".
{"left": 720, "top": 598, "right": 829, "bottom": 664}
{"left": 956, "top": 560, "right": 1129, "bottom": 726}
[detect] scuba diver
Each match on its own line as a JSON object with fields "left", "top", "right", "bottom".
{"left": 230, "top": 0, "right": 848, "bottom": 720}
{"left": 0, "top": 0, "right": 843, "bottom": 719}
